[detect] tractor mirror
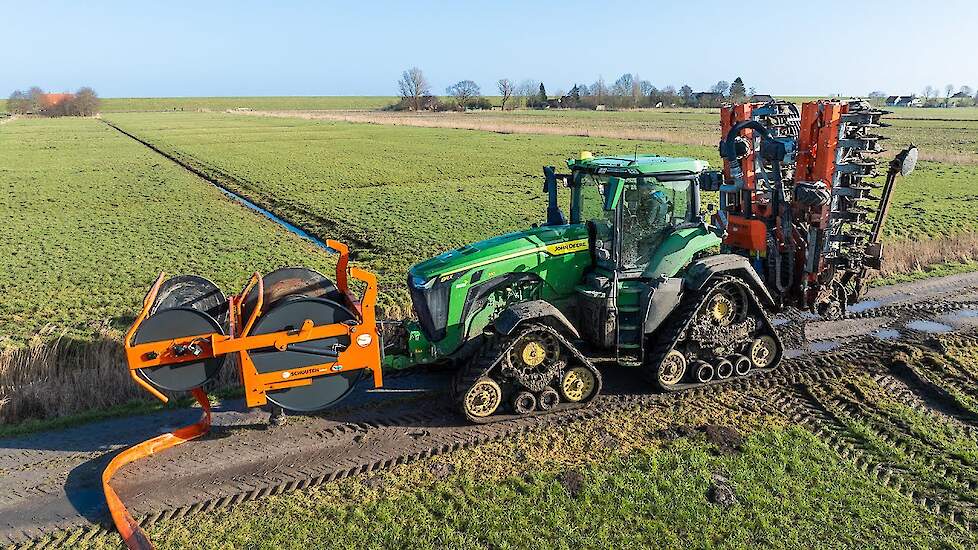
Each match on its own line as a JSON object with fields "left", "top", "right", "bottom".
{"left": 604, "top": 177, "right": 624, "bottom": 211}
{"left": 698, "top": 170, "right": 723, "bottom": 192}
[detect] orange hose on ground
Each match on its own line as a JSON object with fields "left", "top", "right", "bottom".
{"left": 102, "top": 388, "right": 212, "bottom": 550}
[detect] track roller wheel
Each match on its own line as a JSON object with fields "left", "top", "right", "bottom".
{"left": 749, "top": 335, "right": 780, "bottom": 369}
{"left": 462, "top": 377, "right": 503, "bottom": 419}
{"left": 654, "top": 349, "right": 688, "bottom": 390}
{"left": 731, "top": 354, "right": 751, "bottom": 376}
{"left": 538, "top": 387, "right": 560, "bottom": 411}
{"left": 511, "top": 391, "right": 537, "bottom": 415}
{"left": 560, "top": 365, "right": 598, "bottom": 403}
{"left": 694, "top": 361, "right": 714, "bottom": 383}
{"left": 715, "top": 358, "right": 734, "bottom": 380}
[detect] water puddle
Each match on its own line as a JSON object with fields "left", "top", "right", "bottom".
{"left": 784, "top": 348, "right": 806, "bottom": 359}
{"left": 808, "top": 340, "right": 841, "bottom": 352}
{"left": 216, "top": 188, "right": 334, "bottom": 253}
{"left": 771, "top": 317, "right": 789, "bottom": 327}
{"left": 905, "top": 320, "right": 953, "bottom": 333}
{"left": 953, "top": 309, "right": 978, "bottom": 318}
{"left": 872, "top": 328, "right": 902, "bottom": 340}
{"left": 848, "top": 300, "right": 881, "bottom": 313}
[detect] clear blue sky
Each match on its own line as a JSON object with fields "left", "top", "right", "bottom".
{"left": 3, "top": 0, "right": 976, "bottom": 98}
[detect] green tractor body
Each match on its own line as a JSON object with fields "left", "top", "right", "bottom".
{"left": 391, "top": 153, "right": 741, "bottom": 379}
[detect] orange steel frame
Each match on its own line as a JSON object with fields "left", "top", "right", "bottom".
{"left": 122, "top": 239, "right": 384, "bottom": 407}
{"left": 107, "top": 240, "right": 382, "bottom": 549}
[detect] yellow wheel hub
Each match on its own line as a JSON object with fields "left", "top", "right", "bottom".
{"left": 708, "top": 293, "right": 736, "bottom": 325}
{"left": 561, "top": 366, "right": 596, "bottom": 403}
{"left": 521, "top": 341, "right": 547, "bottom": 367}
{"left": 464, "top": 377, "right": 502, "bottom": 418}
{"left": 658, "top": 350, "right": 687, "bottom": 386}
{"left": 749, "top": 335, "right": 778, "bottom": 369}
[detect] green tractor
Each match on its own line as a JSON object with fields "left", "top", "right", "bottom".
{"left": 390, "top": 152, "right": 783, "bottom": 421}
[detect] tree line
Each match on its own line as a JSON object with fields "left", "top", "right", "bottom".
{"left": 6, "top": 86, "right": 100, "bottom": 116}
{"left": 396, "top": 67, "right": 755, "bottom": 111}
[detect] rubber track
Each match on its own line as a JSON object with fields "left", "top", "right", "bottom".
{"left": 643, "top": 275, "right": 782, "bottom": 389}
{"left": 452, "top": 324, "right": 602, "bottom": 424}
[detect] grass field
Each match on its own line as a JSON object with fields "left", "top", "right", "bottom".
{"left": 254, "top": 105, "right": 978, "bottom": 165}
{"left": 0, "top": 96, "right": 399, "bottom": 114}
{"left": 0, "top": 117, "right": 342, "bottom": 421}
{"left": 97, "top": 96, "right": 400, "bottom": 112}
{"left": 99, "top": 112, "right": 720, "bottom": 307}
{"left": 0, "top": 117, "right": 336, "bottom": 344}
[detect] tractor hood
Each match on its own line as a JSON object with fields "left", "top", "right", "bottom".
{"left": 409, "top": 224, "right": 588, "bottom": 285}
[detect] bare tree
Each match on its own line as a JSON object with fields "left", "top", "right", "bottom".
{"left": 589, "top": 77, "right": 607, "bottom": 103}
{"left": 27, "top": 86, "right": 44, "bottom": 112}
{"left": 945, "top": 84, "right": 955, "bottom": 106}
{"left": 72, "top": 87, "right": 100, "bottom": 116}
{"left": 611, "top": 73, "right": 634, "bottom": 107}
{"left": 960, "top": 85, "right": 973, "bottom": 97}
{"left": 497, "top": 79, "right": 514, "bottom": 110}
{"left": 447, "top": 80, "right": 481, "bottom": 110}
{"left": 7, "top": 90, "right": 30, "bottom": 114}
{"left": 711, "top": 81, "right": 730, "bottom": 97}
{"left": 639, "top": 80, "right": 654, "bottom": 97}
{"left": 398, "top": 67, "right": 430, "bottom": 112}
{"left": 516, "top": 79, "right": 538, "bottom": 108}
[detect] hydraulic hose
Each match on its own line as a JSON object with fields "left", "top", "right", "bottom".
{"left": 102, "top": 388, "right": 212, "bottom": 550}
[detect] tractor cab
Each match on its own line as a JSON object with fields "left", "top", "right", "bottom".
{"left": 564, "top": 153, "right": 711, "bottom": 278}
{"left": 538, "top": 153, "right": 724, "bottom": 356}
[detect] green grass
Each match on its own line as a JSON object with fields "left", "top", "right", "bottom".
{"left": 0, "top": 117, "right": 336, "bottom": 345}
{"left": 3, "top": 108, "right": 976, "bottom": 344}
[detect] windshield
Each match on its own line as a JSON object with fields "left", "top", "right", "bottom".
{"left": 576, "top": 173, "right": 695, "bottom": 272}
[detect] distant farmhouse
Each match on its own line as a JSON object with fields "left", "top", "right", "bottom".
{"left": 949, "top": 91, "right": 973, "bottom": 106}
{"left": 692, "top": 91, "right": 722, "bottom": 106}
{"left": 885, "top": 95, "right": 922, "bottom": 107}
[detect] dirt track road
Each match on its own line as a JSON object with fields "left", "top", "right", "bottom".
{"left": 2, "top": 272, "right": 978, "bottom": 547}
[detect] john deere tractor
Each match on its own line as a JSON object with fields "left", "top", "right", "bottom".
{"left": 392, "top": 152, "right": 783, "bottom": 421}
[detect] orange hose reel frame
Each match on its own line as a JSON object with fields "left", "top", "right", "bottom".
{"left": 122, "top": 240, "right": 384, "bottom": 407}
{"left": 107, "top": 241, "right": 383, "bottom": 549}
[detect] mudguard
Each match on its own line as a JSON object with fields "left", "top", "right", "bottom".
{"left": 684, "top": 254, "right": 777, "bottom": 309}
{"left": 493, "top": 300, "right": 581, "bottom": 339}
{"left": 642, "top": 277, "right": 684, "bottom": 334}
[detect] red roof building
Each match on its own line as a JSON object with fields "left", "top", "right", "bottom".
{"left": 39, "top": 93, "right": 74, "bottom": 110}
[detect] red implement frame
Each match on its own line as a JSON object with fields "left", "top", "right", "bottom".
{"left": 105, "top": 240, "right": 382, "bottom": 549}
